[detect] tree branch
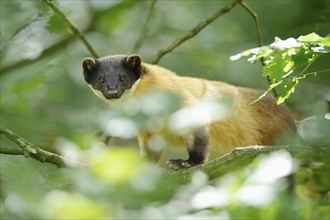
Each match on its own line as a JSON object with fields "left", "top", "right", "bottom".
{"left": 44, "top": 0, "right": 100, "bottom": 58}
{"left": 0, "top": 36, "right": 75, "bottom": 77}
{"left": 239, "top": 1, "right": 263, "bottom": 49}
{"left": 167, "top": 145, "right": 311, "bottom": 183}
{"left": 150, "top": 0, "right": 240, "bottom": 64}
{"left": 0, "top": 126, "right": 81, "bottom": 168}
{"left": 132, "top": 0, "right": 157, "bottom": 54}
{"left": 239, "top": 1, "right": 278, "bottom": 98}
{"left": 0, "top": 147, "right": 25, "bottom": 155}
{"left": 1, "top": 1, "right": 99, "bottom": 77}
{"left": 0, "top": 126, "right": 312, "bottom": 185}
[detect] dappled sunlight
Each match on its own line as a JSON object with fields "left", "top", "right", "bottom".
{"left": 236, "top": 185, "right": 275, "bottom": 207}
{"left": 98, "top": 91, "right": 181, "bottom": 137}
{"left": 169, "top": 99, "right": 231, "bottom": 133}
{"left": 191, "top": 186, "right": 229, "bottom": 209}
{"left": 298, "top": 115, "right": 330, "bottom": 146}
{"left": 56, "top": 137, "right": 85, "bottom": 165}
{"left": 0, "top": 140, "right": 328, "bottom": 219}
{"left": 104, "top": 117, "right": 137, "bottom": 139}
{"left": 39, "top": 190, "right": 108, "bottom": 219}
{"left": 234, "top": 151, "right": 297, "bottom": 207}
{"left": 90, "top": 148, "right": 144, "bottom": 183}
{"left": 146, "top": 134, "right": 167, "bottom": 153}
{"left": 246, "top": 151, "right": 297, "bottom": 185}
{"left": 270, "top": 37, "right": 302, "bottom": 50}
{"left": 128, "top": 163, "right": 163, "bottom": 192}
{"left": 3, "top": 194, "right": 27, "bottom": 216}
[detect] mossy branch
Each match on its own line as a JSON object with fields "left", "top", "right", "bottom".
{"left": 0, "top": 126, "right": 82, "bottom": 168}
{"left": 44, "top": 0, "right": 100, "bottom": 58}
{"left": 0, "top": 126, "right": 309, "bottom": 184}
{"left": 150, "top": 0, "right": 240, "bottom": 64}
{"left": 167, "top": 145, "right": 311, "bottom": 183}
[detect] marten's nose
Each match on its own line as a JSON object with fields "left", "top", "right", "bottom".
{"left": 107, "top": 88, "right": 118, "bottom": 96}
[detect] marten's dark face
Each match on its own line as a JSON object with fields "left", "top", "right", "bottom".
{"left": 82, "top": 55, "right": 142, "bottom": 100}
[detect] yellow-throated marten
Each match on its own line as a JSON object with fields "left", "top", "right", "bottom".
{"left": 82, "top": 54, "right": 295, "bottom": 169}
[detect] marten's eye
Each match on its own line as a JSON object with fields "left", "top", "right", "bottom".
{"left": 119, "top": 75, "right": 126, "bottom": 83}
{"left": 98, "top": 77, "right": 105, "bottom": 84}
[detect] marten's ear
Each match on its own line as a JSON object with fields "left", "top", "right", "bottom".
{"left": 124, "top": 54, "right": 142, "bottom": 69}
{"left": 82, "top": 58, "right": 97, "bottom": 73}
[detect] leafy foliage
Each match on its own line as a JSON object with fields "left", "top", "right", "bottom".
{"left": 231, "top": 33, "right": 330, "bottom": 104}
{"left": 45, "top": 13, "right": 70, "bottom": 34}
{"left": 1, "top": 146, "right": 329, "bottom": 219}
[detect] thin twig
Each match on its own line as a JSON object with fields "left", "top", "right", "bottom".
{"left": 298, "top": 54, "right": 321, "bottom": 76}
{"left": 239, "top": 1, "right": 278, "bottom": 98}
{"left": 44, "top": 0, "right": 100, "bottom": 58}
{"left": 132, "top": 0, "right": 157, "bottom": 53}
{"left": 150, "top": 0, "right": 240, "bottom": 64}
{"left": 0, "top": 126, "right": 82, "bottom": 168}
{"left": 239, "top": 1, "right": 263, "bottom": 48}
{"left": 301, "top": 69, "right": 330, "bottom": 77}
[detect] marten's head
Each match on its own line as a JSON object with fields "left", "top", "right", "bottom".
{"left": 82, "top": 54, "right": 143, "bottom": 100}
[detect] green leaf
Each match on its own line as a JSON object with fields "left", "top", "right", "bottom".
{"left": 270, "top": 37, "right": 301, "bottom": 50}
{"left": 321, "top": 36, "right": 330, "bottom": 47}
{"left": 297, "top": 32, "right": 323, "bottom": 43}
{"left": 277, "top": 79, "right": 298, "bottom": 104}
{"left": 250, "top": 80, "right": 283, "bottom": 104}
{"left": 312, "top": 45, "right": 330, "bottom": 53}
{"left": 230, "top": 46, "right": 272, "bottom": 62}
{"left": 263, "top": 51, "right": 290, "bottom": 82}
{"left": 45, "top": 14, "right": 69, "bottom": 34}
{"left": 292, "top": 46, "right": 313, "bottom": 68}
{"left": 231, "top": 32, "right": 329, "bottom": 104}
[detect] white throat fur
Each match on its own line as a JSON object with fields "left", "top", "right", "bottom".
{"left": 89, "top": 78, "right": 141, "bottom": 105}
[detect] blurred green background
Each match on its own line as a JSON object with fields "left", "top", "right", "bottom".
{"left": 0, "top": 0, "right": 329, "bottom": 219}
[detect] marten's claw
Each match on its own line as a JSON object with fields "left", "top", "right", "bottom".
{"left": 166, "top": 159, "right": 195, "bottom": 169}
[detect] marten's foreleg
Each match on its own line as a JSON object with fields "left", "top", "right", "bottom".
{"left": 138, "top": 133, "right": 162, "bottom": 162}
{"left": 167, "top": 127, "right": 209, "bottom": 169}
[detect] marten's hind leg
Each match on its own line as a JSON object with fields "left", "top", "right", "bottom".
{"left": 167, "top": 127, "right": 209, "bottom": 169}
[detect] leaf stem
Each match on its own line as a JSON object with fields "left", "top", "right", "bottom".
{"left": 0, "top": 126, "right": 83, "bottom": 168}
{"left": 302, "top": 68, "right": 330, "bottom": 76}
{"left": 298, "top": 54, "right": 321, "bottom": 76}
{"left": 239, "top": 1, "right": 278, "bottom": 98}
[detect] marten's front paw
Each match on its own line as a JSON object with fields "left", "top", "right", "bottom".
{"left": 166, "top": 159, "right": 195, "bottom": 169}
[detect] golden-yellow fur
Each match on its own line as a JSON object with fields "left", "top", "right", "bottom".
{"left": 133, "top": 63, "right": 295, "bottom": 161}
